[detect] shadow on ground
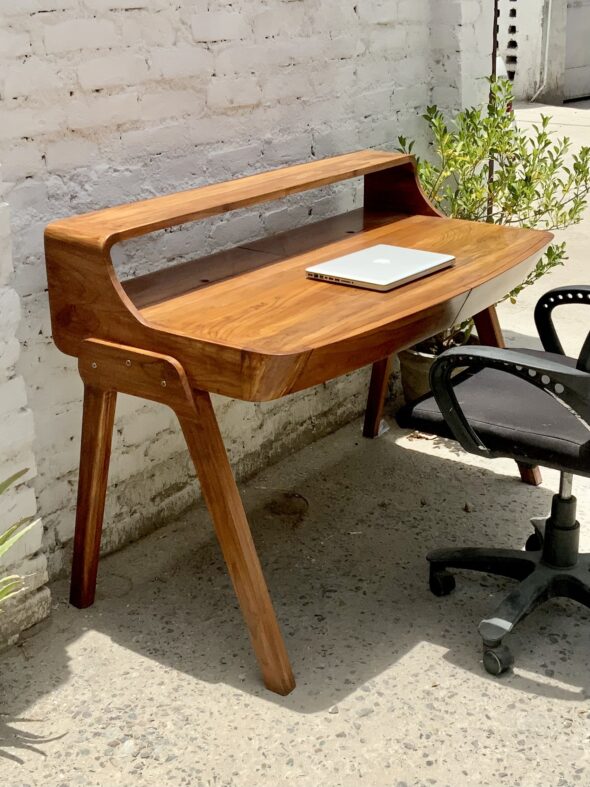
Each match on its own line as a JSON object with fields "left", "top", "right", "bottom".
{"left": 2, "top": 419, "right": 589, "bottom": 766}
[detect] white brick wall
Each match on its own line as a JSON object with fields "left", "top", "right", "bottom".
{"left": 0, "top": 204, "right": 50, "bottom": 646}
{"left": 0, "top": 0, "right": 491, "bottom": 639}
{"left": 192, "top": 10, "right": 251, "bottom": 42}
{"left": 497, "top": 0, "right": 550, "bottom": 101}
{"left": 43, "top": 17, "right": 119, "bottom": 53}
{"left": 430, "top": 0, "right": 494, "bottom": 109}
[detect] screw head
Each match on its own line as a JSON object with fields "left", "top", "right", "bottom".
{"left": 91, "top": 362, "right": 97, "bottom": 369}
{"left": 161, "top": 380, "right": 167, "bottom": 387}
{"left": 125, "top": 359, "right": 131, "bottom": 367}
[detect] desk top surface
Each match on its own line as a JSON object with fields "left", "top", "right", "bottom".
{"left": 134, "top": 212, "right": 551, "bottom": 356}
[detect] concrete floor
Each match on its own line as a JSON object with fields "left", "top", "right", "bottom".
{"left": 3, "top": 103, "right": 590, "bottom": 787}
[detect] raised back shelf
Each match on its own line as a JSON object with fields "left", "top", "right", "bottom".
{"left": 46, "top": 149, "right": 423, "bottom": 248}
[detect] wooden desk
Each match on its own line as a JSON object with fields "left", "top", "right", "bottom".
{"left": 44, "top": 150, "right": 552, "bottom": 695}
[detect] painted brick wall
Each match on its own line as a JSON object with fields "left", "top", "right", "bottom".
{"left": 497, "top": 0, "right": 568, "bottom": 103}
{"left": 0, "top": 0, "right": 491, "bottom": 641}
{"left": 0, "top": 202, "right": 50, "bottom": 644}
{"left": 498, "top": 0, "right": 545, "bottom": 100}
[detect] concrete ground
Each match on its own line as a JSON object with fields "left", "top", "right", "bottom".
{"left": 2, "top": 103, "right": 590, "bottom": 787}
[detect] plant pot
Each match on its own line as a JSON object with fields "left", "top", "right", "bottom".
{"left": 399, "top": 348, "right": 436, "bottom": 402}
{"left": 399, "top": 340, "right": 477, "bottom": 403}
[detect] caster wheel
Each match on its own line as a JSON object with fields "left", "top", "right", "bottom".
{"left": 483, "top": 644, "right": 514, "bottom": 676}
{"left": 429, "top": 569, "right": 456, "bottom": 597}
{"left": 525, "top": 532, "right": 543, "bottom": 551}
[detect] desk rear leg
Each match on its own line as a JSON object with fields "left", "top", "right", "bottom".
{"left": 363, "top": 356, "right": 393, "bottom": 438}
{"left": 179, "top": 390, "right": 296, "bottom": 696}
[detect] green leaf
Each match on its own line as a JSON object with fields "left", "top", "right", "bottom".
{"left": 0, "top": 468, "right": 28, "bottom": 497}
{"left": 400, "top": 77, "right": 590, "bottom": 315}
{"left": 0, "top": 468, "right": 34, "bottom": 609}
{"left": 0, "top": 518, "right": 35, "bottom": 560}
{"left": 0, "top": 578, "right": 25, "bottom": 604}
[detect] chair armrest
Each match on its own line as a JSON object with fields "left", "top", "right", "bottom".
{"left": 534, "top": 286, "right": 590, "bottom": 368}
{"left": 429, "top": 345, "right": 590, "bottom": 457}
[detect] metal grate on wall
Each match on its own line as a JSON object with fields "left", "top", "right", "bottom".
{"left": 505, "top": 0, "right": 518, "bottom": 80}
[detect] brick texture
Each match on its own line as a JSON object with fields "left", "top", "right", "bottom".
{"left": 0, "top": 0, "right": 491, "bottom": 640}
{"left": 0, "top": 203, "right": 48, "bottom": 646}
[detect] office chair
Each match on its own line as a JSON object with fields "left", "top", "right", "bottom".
{"left": 397, "top": 286, "right": 590, "bottom": 675}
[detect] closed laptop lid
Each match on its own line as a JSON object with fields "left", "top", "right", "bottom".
{"left": 306, "top": 244, "right": 455, "bottom": 287}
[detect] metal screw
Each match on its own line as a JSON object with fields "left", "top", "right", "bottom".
{"left": 91, "top": 362, "right": 97, "bottom": 369}
{"left": 161, "top": 380, "right": 167, "bottom": 387}
{"left": 126, "top": 359, "right": 131, "bottom": 367}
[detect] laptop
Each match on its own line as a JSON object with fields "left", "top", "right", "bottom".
{"left": 305, "top": 244, "right": 455, "bottom": 292}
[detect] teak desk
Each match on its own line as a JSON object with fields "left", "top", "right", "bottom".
{"left": 44, "top": 150, "right": 552, "bottom": 695}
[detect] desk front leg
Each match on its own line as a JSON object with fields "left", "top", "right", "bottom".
{"left": 179, "top": 391, "right": 296, "bottom": 696}
{"left": 473, "top": 306, "right": 542, "bottom": 487}
{"left": 77, "top": 339, "right": 295, "bottom": 695}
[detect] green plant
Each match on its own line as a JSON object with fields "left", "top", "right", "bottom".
{"left": 398, "top": 78, "right": 590, "bottom": 346}
{"left": 0, "top": 469, "right": 34, "bottom": 606}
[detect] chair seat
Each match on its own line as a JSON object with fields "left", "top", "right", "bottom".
{"left": 397, "top": 349, "right": 590, "bottom": 476}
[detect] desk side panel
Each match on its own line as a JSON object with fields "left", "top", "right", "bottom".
{"left": 364, "top": 160, "right": 444, "bottom": 218}
{"left": 453, "top": 252, "right": 542, "bottom": 324}
{"left": 44, "top": 234, "right": 147, "bottom": 357}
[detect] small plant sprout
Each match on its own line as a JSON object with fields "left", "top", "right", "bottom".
{"left": 0, "top": 469, "right": 35, "bottom": 607}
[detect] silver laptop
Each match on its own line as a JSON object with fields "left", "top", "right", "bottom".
{"left": 305, "top": 244, "right": 455, "bottom": 292}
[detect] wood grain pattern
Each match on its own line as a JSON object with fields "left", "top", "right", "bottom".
{"left": 364, "top": 161, "right": 445, "bottom": 218}
{"left": 45, "top": 149, "right": 552, "bottom": 694}
{"left": 123, "top": 246, "right": 280, "bottom": 310}
{"left": 180, "top": 392, "right": 295, "bottom": 695}
{"left": 138, "top": 215, "right": 546, "bottom": 354}
{"left": 241, "top": 206, "right": 404, "bottom": 258}
{"left": 473, "top": 305, "right": 506, "bottom": 348}
{"left": 46, "top": 150, "right": 412, "bottom": 248}
{"left": 134, "top": 215, "right": 550, "bottom": 399}
{"left": 79, "top": 338, "right": 198, "bottom": 419}
{"left": 69, "top": 384, "right": 117, "bottom": 608}
{"left": 77, "top": 339, "right": 295, "bottom": 694}
{"left": 363, "top": 356, "right": 393, "bottom": 438}
{"left": 45, "top": 150, "right": 552, "bottom": 403}
{"left": 121, "top": 208, "right": 402, "bottom": 309}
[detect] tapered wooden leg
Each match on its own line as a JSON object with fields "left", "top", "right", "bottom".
{"left": 472, "top": 304, "right": 504, "bottom": 348}
{"left": 76, "top": 340, "right": 295, "bottom": 694}
{"left": 517, "top": 464, "right": 543, "bottom": 486}
{"left": 70, "top": 385, "right": 117, "bottom": 608}
{"left": 179, "top": 390, "right": 296, "bottom": 696}
{"left": 363, "top": 356, "right": 393, "bottom": 438}
{"left": 473, "top": 306, "right": 542, "bottom": 487}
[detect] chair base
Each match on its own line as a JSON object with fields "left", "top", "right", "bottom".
{"left": 428, "top": 503, "right": 590, "bottom": 675}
